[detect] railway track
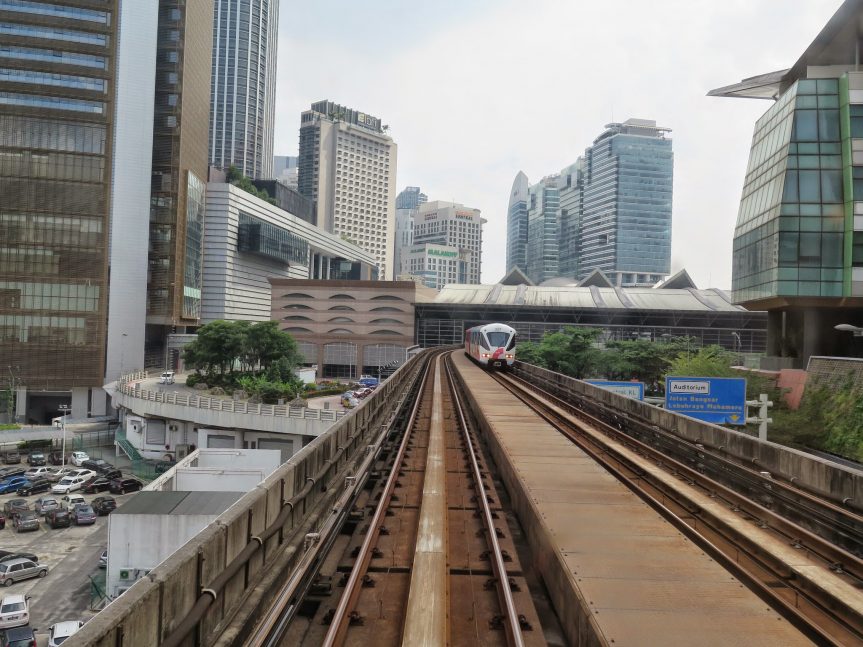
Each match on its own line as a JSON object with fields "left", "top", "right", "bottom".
{"left": 493, "top": 370, "right": 863, "bottom": 646}
{"left": 250, "top": 352, "right": 546, "bottom": 646}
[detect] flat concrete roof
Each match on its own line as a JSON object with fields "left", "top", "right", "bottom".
{"left": 113, "top": 491, "right": 244, "bottom": 516}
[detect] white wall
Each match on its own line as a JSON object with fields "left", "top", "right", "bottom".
{"left": 104, "top": 0, "right": 159, "bottom": 384}
{"left": 196, "top": 449, "right": 281, "bottom": 472}
{"left": 107, "top": 513, "right": 217, "bottom": 598}
{"left": 174, "top": 469, "right": 265, "bottom": 492}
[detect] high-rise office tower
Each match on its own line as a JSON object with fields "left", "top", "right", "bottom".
{"left": 298, "top": 101, "right": 398, "bottom": 279}
{"left": 506, "top": 171, "right": 529, "bottom": 274}
{"left": 393, "top": 186, "right": 427, "bottom": 278}
{"left": 0, "top": 0, "right": 158, "bottom": 420}
{"left": 558, "top": 160, "right": 584, "bottom": 279}
{"left": 407, "top": 201, "right": 485, "bottom": 287}
{"left": 711, "top": 0, "right": 863, "bottom": 366}
{"left": 396, "top": 186, "right": 427, "bottom": 210}
{"left": 273, "top": 155, "right": 298, "bottom": 189}
{"left": 578, "top": 119, "right": 673, "bottom": 286}
{"left": 145, "top": 0, "right": 214, "bottom": 367}
{"left": 209, "top": 0, "right": 279, "bottom": 179}
{"left": 525, "top": 178, "right": 561, "bottom": 284}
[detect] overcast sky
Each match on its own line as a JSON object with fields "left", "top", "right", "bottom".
{"left": 273, "top": 0, "right": 841, "bottom": 288}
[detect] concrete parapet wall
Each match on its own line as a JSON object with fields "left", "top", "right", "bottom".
{"left": 513, "top": 362, "right": 863, "bottom": 509}
{"left": 72, "top": 356, "right": 425, "bottom": 646}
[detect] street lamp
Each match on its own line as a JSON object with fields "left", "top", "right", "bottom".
{"left": 835, "top": 324, "right": 863, "bottom": 337}
{"left": 57, "top": 404, "right": 70, "bottom": 469}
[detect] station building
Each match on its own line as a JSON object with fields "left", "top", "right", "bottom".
{"left": 711, "top": 0, "right": 863, "bottom": 367}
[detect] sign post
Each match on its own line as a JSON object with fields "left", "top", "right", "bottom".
{"left": 586, "top": 380, "right": 645, "bottom": 400}
{"left": 664, "top": 377, "right": 747, "bottom": 425}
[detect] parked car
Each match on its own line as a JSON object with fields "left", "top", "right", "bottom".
{"left": 81, "top": 459, "right": 114, "bottom": 475}
{"left": 0, "top": 625, "right": 36, "bottom": 647}
{"left": 0, "top": 556, "right": 37, "bottom": 568}
{"left": 22, "top": 467, "right": 51, "bottom": 481}
{"left": 15, "top": 480, "right": 50, "bottom": 497}
{"left": 0, "top": 469, "right": 24, "bottom": 482}
{"left": 2, "top": 455, "right": 19, "bottom": 466}
{"left": 45, "top": 509, "right": 70, "bottom": 529}
{"left": 0, "top": 479, "right": 29, "bottom": 496}
{"left": 68, "top": 469, "right": 96, "bottom": 481}
{"left": 51, "top": 477, "right": 86, "bottom": 495}
{"left": 358, "top": 377, "right": 379, "bottom": 388}
{"left": 0, "top": 558, "right": 47, "bottom": 586}
{"left": 109, "top": 478, "right": 143, "bottom": 495}
{"left": 45, "top": 468, "right": 73, "bottom": 483}
{"left": 33, "top": 497, "right": 58, "bottom": 516}
{"left": 69, "top": 452, "right": 89, "bottom": 467}
{"left": 2, "top": 501, "right": 27, "bottom": 518}
{"left": 0, "top": 595, "right": 29, "bottom": 629}
{"left": 48, "top": 620, "right": 84, "bottom": 646}
{"left": 353, "top": 387, "right": 373, "bottom": 399}
{"left": 70, "top": 505, "right": 95, "bottom": 526}
{"left": 340, "top": 392, "right": 359, "bottom": 408}
{"left": 0, "top": 515, "right": 4, "bottom": 531}
{"left": 98, "top": 549, "right": 107, "bottom": 569}
{"left": 91, "top": 497, "right": 116, "bottom": 516}
{"left": 60, "top": 494, "right": 85, "bottom": 509}
{"left": 11, "top": 514, "right": 38, "bottom": 534}
{"left": 100, "top": 470, "right": 122, "bottom": 482}
{"left": 82, "top": 477, "right": 112, "bottom": 494}
{"left": 24, "top": 454, "right": 45, "bottom": 467}
{"left": 159, "top": 371, "right": 175, "bottom": 384}
{"left": 47, "top": 451, "right": 64, "bottom": 466}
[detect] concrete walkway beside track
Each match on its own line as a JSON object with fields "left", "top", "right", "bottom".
{"left": 451, "top": 353, "right": 813, "bottom": 647}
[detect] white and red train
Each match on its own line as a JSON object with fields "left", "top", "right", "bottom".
{"left": 464, "top": 323, "right": 517, "bottom": 370}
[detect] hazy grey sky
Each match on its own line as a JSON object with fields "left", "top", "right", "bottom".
{"left": 274, "top": 0, "right": 840, "bottom": 288}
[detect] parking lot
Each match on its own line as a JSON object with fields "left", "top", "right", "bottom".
{"left": 0, "top": 478, "right": 139, "bottom": 643}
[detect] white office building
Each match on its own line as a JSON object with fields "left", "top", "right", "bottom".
{"left": 410, "top": 201, "right": 485, "bottom": 286}
{"left": 202, "top": 183, "right": 377, "bottom": 323}
{"left": 297, "top": 101, "right": 397, "bottom": 279}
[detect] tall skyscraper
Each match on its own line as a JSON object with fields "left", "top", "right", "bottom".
{"left": 393, "top": 186, "right": 427, "bottom": 279}
{"left": 506, "top": 171, "right": 529, "bottom": 274}
{"left": 273, "top": 155, "right": 298, "bottom": 190}
{"left": 396, "top": 186, "right": 427, "bottom": 210}
{"left": 525, "top": 178, "right": 561, "bottom": 284}
{"left": 558, "top": 160, "right": 584, "bottom": 279}
{"left": 0, "top": 0, "right": 158, "bottom": 420}
{"left": 209, "top": 0, "right": 279, "bottom": 179}
{"left": 406, "top": 201, "right": 484, "bottom": 288}
{"left": 298, "top": 100, "right": 398, "bottom": 279}
{"left": 145, "top": 0, "right": 214, "bottom": 367}
{"left": 711, "top": 0, "right": 863, "bottom": 366}
{"left": 578, "top": 119, "right": 673, "bottom": 286}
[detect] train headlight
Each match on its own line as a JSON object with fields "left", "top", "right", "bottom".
{"left": 481, "top": 353, "right": 489, "bottom": 358}
{"left": 505, "top": 354, "right": 513, "bottom": 359}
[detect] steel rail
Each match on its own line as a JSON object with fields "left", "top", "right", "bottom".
{"left": 445, "top": 355, "right": 525, "bottom": 647}
{"left": 506, "top": 372, "right": 863, "bottom": 583}
{"left": 246, "top": 356, "right": 430, "bottom": 646}
{"left": 321, "top": 352, "right": 438, "bottom": 647}
{"left": 496, "top": 372, "right": 861, "bottom": 646}
{"left": 519, "top": 367, "right": 863, "bottom": 549}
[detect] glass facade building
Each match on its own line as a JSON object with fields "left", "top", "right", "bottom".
{"left": 505, "top": 171, "right": 529, "bottom": 275}
{"left": 0, "top": 0, "right": 116, "bottom": 390}
{"left": 578, "top": 119, "right": 673, "bottom": 286}
{"left": 525, "top": 179, "right": 560, "bottom": 284}
{"left": 713, "top": 0, "right": 863, "bottom": 366}
{"left": 210, "top": 0, "right": 279, "bottom": 179}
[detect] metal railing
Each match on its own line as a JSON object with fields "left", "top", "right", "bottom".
{"left": 117, "top": 372, "right": 347, "bottom": 423}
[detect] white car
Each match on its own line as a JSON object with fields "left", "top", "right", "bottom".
{"left": 49, "top": 620, "right": 84, "bottom": 646}
{"left": 52, "top": 476, "right": 87, "bottom": 494}
{"left": 0, "top": 594, "right": 29, "bottom": 629}
{"left": 61, "top": 494, "right": 86, "bottom": 509}
{"left": 69, "top": 469, "right": 96, "bottom": 481}
{"left": 70, "top": 452, "right": 89, "bottom": 466}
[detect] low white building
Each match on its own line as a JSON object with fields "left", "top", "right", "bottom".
{"left": 409, "top": 201, "right": 485, "bottom": 287}
{"left": 106, "top": 449, "right": 280, "bottom": 598}
{"left": 403, "top": 243, "right": 466, "bottom": 289}
{"left": 202, "top": 183, "right": 377, "bottom": 323}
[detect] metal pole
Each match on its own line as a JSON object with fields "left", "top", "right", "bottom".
{"left": 58, "top": 404, "right": 70, "bottom": 469}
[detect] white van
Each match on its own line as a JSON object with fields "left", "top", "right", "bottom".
{"left": 159, "top": 371, "right": 175, "bottom": 385}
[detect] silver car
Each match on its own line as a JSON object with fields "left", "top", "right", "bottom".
{"left": 34, "top": 497, "right": 59, "bottom": 516}
{"left": 0, "top": 558, "right": 47, "bottom": 586}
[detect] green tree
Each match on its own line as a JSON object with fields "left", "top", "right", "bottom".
{"left": 514, "top": 340, "right": 543, "bottom": 366}
{"left": 225, "top": 166, "right": 276, "bottom": 204}
{"left": 529, "top": 327, "right": 602, "bottom": 379}
{"left": 667, "top": 345, "right": 737, "bottom": 379}
{"left": 246, "top": 321, "right": 302, "bottom": 371}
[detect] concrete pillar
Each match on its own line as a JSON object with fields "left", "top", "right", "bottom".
{"left": 91, "top": 389, "right": 109, "bottom": 416}
{"left": 15, "top": 388, "right": 26, "bottom": 421}
{"left": 71, "top": 388, "right": 89, "bottom": 418}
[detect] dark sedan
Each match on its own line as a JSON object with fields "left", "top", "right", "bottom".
{"left": 2, "top": 500, "right": 28, "bottom": 518}
{"left": 16, "top": 479, "right": 51, "bottom": 497}
{"left": 0, "top": 467, "right": 25, "bottom": 480}
{"left": 83, "top": 478, "right": 112, "bottom": 494}
{"left": 26, "top": 453, "right": 46, "bottom": 466}
{"left": 45, "top": 509, "right": 71, "bottom": 529}
{"left": 71, "top": 504, "right": 96, "bottom": 526}
{"left": 2, "top": 453, "right": 20, "bottom": 465}
{"left": 109, "top": 478, "right": 143, "bottom": 495}
{"left": 47, "top": 451, "right": 64, "bottom": 466}
{"left": 82, "top": 459, "right": 115, "bottom": 475}
{"left": 0, "top": 551, "right": 38, "bottom": 564}
{"left": 91, "top": 496, "right": 116, "bottom": 516}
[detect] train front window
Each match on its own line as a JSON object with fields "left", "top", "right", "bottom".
{"left": 485, "top": 332, "right": 509, "bottom": 348}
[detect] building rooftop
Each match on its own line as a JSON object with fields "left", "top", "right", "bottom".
{"left": 709, "top": 0, "right": 863, "bottom": 100}
{"left": 113, "top": 491, "right": 245, "bottom": 516}
{"left": 431, "top": 284, "right": 745, "bottom": 312}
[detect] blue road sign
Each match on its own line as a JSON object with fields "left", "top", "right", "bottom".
{"left": 586, "top": 380, "right": 645, "bottom": 400}
{"left": 664, "top": 376, "right": 747, "bottom": 425}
